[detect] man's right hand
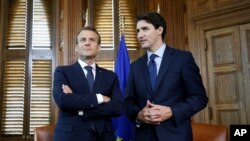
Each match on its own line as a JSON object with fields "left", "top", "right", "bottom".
{"left": 102, "top": 95, "right": 111, "bottom": 103}
{"left": 137, "top": 100, "right": 161, "bottom": 125}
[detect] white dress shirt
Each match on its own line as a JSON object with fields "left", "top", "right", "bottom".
{"left": 78, "top": 59, "right": 104, "bottom": 104}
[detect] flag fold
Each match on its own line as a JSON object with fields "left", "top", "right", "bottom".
{"left": 113, "top": 33, "right": 133, "bottom": 141}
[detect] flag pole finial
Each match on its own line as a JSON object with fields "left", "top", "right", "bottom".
{"left": 157, "top": 3, "right": 160, "bottom": 13}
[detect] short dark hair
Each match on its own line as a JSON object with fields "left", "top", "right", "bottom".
{"left": 136, "top": 12, "right": 166, "bottom": 40}
{"left": 76, "top": 26, "right": 101, "bottom": 45}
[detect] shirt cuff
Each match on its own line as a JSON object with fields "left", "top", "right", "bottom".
{"left": 78, "top": 110, "right": 84, "bottom": 116}
{"left": 135, "top": 118, "right": 142, "bottom": 128}
{"left": 96, "top": 93, "right": 104, "bottom": 104}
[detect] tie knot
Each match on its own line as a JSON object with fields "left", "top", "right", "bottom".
{"left": 150, "top": 54, "right": 158, "bottom": 60}
{"left": 84, "top": 66, "right": 93, "bottom": 72}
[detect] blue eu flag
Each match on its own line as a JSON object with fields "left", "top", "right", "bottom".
{"left": 113, "top": 33, "right": 134, "bottom": 141}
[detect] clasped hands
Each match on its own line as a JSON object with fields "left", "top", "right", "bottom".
{"left": 62, "top": 84, "right": 110, "bottom": 103}
{"left": 137, "top": 100, "right": 173, "bottom": 125}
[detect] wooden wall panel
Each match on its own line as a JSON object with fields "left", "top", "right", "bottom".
{"left": 187, "top": 0, "right": 250, "bottom": 124}
{"left": 192, "top": 0, "right": 211, "bottom": 14}
{"left": 160, "top": 0, "right": 187, "bottom": 50}
{"left": 190, "top": 0, "right": 249, "bottom": 16}
{"left": 137, "top": 0, "right": 187, "bottom": 50}
{"left": 57, "top": 0, "right": 87, "bottom": 66}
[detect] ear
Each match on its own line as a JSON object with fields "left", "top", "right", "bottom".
{"left": 75, "top": 45, "right": 78, "bottom": 52}
{"left": 157, "top": 26, "right": 163, "bottom": 36}
{"left": 98, "top": 45, "right": 101, "bottom": 52}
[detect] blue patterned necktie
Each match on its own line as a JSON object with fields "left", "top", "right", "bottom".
{"left": 148, "top": 54, "right": 158, "bottom": 90}
{"left": 84, "top": 66, "right": 94, "bottom": 93}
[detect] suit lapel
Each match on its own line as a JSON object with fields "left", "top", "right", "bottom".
{"left": 93, "top": 65, "right": 103, "bottom": 94}
{"left": 73, "top": 62, "right": 87, "bottom": 82}
{"left": 154, "top": 46, "right": 175, "bottom": 94}
{"left": 72, "top": 62, "right": 90, "bottom": 93}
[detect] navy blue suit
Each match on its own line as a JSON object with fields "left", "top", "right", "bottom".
{"left": 125, "top": 46, "right": 208, "bottom": 141}
{"left": 53, "top": 62, "right": 124, "bottom": 141}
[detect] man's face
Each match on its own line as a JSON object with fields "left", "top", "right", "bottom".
{"left": 136, "top": 20, "right": 162, "bottom": 50}
{"left": 75, "top": 30, "right": 100, "bottom": 59}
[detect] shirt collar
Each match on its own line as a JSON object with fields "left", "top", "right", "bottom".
{"left": 147, "top": 43, "right": 166, "bottom": 59}
{"left": 78, "top": 59, "right": 96, "bottom": 70}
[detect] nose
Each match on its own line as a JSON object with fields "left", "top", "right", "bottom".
{"left": 137, "top": 31, "right": 144, "bottom": 40}
{"left": 85, "top": 39, "right": 90, "bottom": 45}
{"left": 137, "top": 30, "right": 142, "bottom": 38}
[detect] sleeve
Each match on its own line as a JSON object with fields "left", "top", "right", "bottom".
{"left": 124, "top": 65, "right": 141, "bottom": 123}
{"left": 81, "top": 74, "right": 125, "bottom": 120}
{"left": 53, "top": 66, "right": 99, "bottom": 112}
{"left": 171, "top": 52, "right": 208, "bottom": 126}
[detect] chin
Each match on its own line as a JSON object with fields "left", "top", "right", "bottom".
{"left": 141, "top": 45, "right": 149, "bottom": 49}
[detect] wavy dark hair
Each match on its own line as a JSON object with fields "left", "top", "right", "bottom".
{"left": 136, "top": 12, "right": 166, "bottom": 40}
{"left": 75, "top": 26, "right": 101, "bottom": 45}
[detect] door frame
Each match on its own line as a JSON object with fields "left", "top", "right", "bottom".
{"left": 188, "top": 6, "right": 250, "bottom": 124}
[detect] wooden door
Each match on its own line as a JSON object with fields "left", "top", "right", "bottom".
{"left": 240, "top": 23, "right": 250, "bottom": 123}
{"left": 205, "top": 26, "right": 248, "bottom": 126}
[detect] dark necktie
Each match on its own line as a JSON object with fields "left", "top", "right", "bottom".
{"left": 85, "top": 66, "right": 94, "bottom": 93}
{"left": 148, "top": 54, "right": 158, "bottom": 90}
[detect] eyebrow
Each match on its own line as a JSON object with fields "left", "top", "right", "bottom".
{"left": 79, "top": 37, "right": 96, "bottom": 40}
{"left": 137, "top": 26, "right": 149, "bottom": 31}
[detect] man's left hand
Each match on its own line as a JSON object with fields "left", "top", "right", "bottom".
{"left": 62, "top": 84, "right": 72, "bottom": 94}
{"left": 147, "top": 101, "right": 173, "bottom": 123}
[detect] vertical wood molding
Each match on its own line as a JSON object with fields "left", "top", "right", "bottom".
{"left": 161, "top": 0, "right": 186, "bottom": 50}
{"left": 136, "top": 0, "right": 149, "bottom": 14}
{"left": 58, "top": 0, "right": 87, "bottom": 65}
{"left": 148, "top": 0, "right": 160, "bottom": 12}
{"left": 54, "top": 0, "right": 87, "bottom": 123}
{"left": 59, "top": 0, "right": 69, "bottom": 65}
{"left": 0, "top": 0, "right": 4, "bottom": 107}
{"left": 68, "top": 0, "right": 83, "bottom": 64}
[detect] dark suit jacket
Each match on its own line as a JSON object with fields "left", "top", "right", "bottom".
{"left": 53, "top": 62, "right": 124, "bottom": 141}
{"left": 125, "top": 46, "right": 208, "bottom": 141}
